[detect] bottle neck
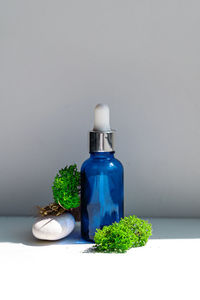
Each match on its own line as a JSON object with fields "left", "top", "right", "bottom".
{"left": 90, "top": 152, "right": 115, "bottom": 159}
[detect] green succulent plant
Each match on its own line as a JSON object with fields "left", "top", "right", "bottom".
{"left": 94, "top": 215, "right": 152, "bottom": 253}
{"left": 52, "top": 164, "right": 80, "bottom": 210}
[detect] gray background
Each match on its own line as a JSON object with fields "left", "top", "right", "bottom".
{"left": 1, "top": 0, "right": 200, "bottom": 216}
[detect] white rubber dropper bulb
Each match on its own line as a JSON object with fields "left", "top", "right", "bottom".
{"left": 93, "top": 104, "right": 111, "bottom": 132}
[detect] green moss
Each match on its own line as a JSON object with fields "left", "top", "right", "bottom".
{"left": 52, "top": 164, "right": 80, "bottom": 210}
{"left": 94, "top": 215, "right": 152, "bottom": 253}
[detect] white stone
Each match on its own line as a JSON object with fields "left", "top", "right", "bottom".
{"left": 32, "top": 213, "right": 75, "bottom": 241}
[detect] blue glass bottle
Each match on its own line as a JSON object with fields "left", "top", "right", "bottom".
{"left": 81, "top": 151, "right": 124, "bottom": 241}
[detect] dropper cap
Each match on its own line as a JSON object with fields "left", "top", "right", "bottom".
{"left": 89, "top": 104, "right": 115, "bottom": 153}
{"left": 93, "top": 104, "right": 111, "bottom": 132}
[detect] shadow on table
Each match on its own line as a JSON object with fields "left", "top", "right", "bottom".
{"left": 0, "top": 217, "right": 91, "bottom": 247}
{"left": 148, "top": 218, "right": 200, "bottom": 239}
{"left": 0, "top": 217, "right": 200, "bottom": 247}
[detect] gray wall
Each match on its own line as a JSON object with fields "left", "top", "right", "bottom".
{"left": 1, "top": 0, "right": 200, "bottom": 216}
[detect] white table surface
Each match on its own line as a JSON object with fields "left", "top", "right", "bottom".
{"left": 0, "top": 217, "right": 200, "bottom": 300}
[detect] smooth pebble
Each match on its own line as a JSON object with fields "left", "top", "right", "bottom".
{"left": 32, "top": 213, "right": 75, "bottom": 241}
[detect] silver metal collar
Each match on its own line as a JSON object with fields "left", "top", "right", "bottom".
{"left": 89, "top": 131, "right": 114, "bottom": 152}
